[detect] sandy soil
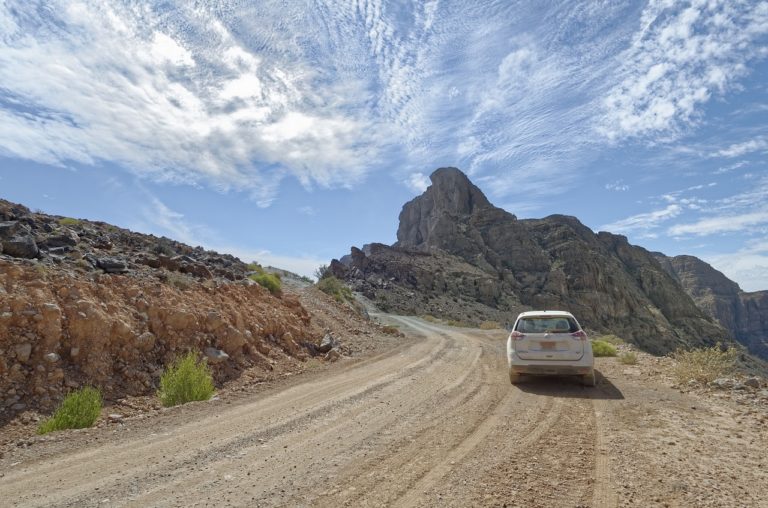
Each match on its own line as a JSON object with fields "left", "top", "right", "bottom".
{"left": 1, "top": 317, "right": 767, "bottom": 507}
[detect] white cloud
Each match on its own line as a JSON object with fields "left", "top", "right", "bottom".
{"left": 600, "top": 204, "right": 683, "bottom": 234}
{"left": 226, "top": 248, "right": 326, "bottom": 280}
{"left": 298, "top": 206, "right": 316, "bottom": 216}
{"left": 133, "top": 192, "right": 324, "bottom": 278}
{"left": 605, "top": 181, "right": 629, "bottom": 191}
{"left": 404, "top": 172, "right": 430, "bottom": 193}
{"left": 714, "top": 137, "right": 768, "bottom": 158}
{"left": 0, "top": 1, "right": 380, "bottom": 203}
{"left": 707, "top": 240, "right": 768, "bottom": 292}
{"left": 599, "top": 0, "right": 768, "bottom": 140}
{"left": 669, "top": 209, "right": 768, "bottom": 236}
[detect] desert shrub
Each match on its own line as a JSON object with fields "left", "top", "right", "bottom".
{"left": 38, "top": 387, "right": 102, "bottom": 434}
{"left": 421, "top": 314, "right": 438, "bottom": 323}
{"left": 314, "top": 264, "right": 330, "bottom": 280}
{"left": 316, "top": 276, "right": 353, "bottom": 303}
{"left": 166, "top": 271, "right": 193, "bottom": 290}
{"left": 58, "top": 217, "right": 81, "bottom": 226}
{"left": 158, "top": 352, "right": 215, "bottom": 407}
{"left": 381, "top": 325, "right": 400, "bottom": 335}
{"left": 246, "top": 262, "right": 265, "bottom": 273}
{"left": 672, "top": 343, "right": 737, "bottom": 385}
{"left": 591, "top": 340, "right": 617, "bottom": 357}
{"left": 479, "top": 321, "right": 502, "bottom": 330}
{"left": 594, "top": 334, "right": 625, "bottom": 345}
{"left": 153, "top": 239, "right": 176, "bottom": 256}
{"left": 446, "top": 320, "right": 473, "bottom": 328}
{"left": 618, "top": 351, "right": 638, "bottom": 365}
{"left": 250, "top": 272, "right": 282, "bottom": 294}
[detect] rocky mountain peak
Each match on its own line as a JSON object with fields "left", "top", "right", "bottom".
{"left": 396, "top": 167, "right": 496, "bottom": 250}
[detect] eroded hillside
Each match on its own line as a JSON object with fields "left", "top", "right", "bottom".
{"left": 0, "top": 199, "right": 384, "bottom": 420}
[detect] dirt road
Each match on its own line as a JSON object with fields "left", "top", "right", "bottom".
{"left": 2, "top": 317, "right": 767, "bottom": 507}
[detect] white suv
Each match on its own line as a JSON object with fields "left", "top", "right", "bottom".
{"left": 506, "top": 310, "right": 595, "bottom": 386}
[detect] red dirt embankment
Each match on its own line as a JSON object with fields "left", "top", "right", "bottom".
{"left": 0, "top": 260, "right": 317, "bottom": 415}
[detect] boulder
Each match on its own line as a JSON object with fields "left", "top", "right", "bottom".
{"left": 204, "top": 347, "right": 229, "bottom": 364}
{"left": 2, "top": 236, "right": 39, "bottom": 259}
{"left": 96, "top": 257, "right": 129, "bottom": 274}
{"left": 15, "top": 343, "right": 32, "bottom": 362}
{"left": 317, "top": 333, "right": 337, "bottom": 353}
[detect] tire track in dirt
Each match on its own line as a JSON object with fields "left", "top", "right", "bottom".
{"left": 591, "top": 397, "right": 618, "bottom": 508}
{"left": 3, "top": 330, "right": 451, "bottom": 506}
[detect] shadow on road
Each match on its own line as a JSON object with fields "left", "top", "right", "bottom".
{"left": 513, "top": 371, "right": 624, "bottom": 400}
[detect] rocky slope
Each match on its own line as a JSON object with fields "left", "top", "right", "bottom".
{"left": 0, "top": 199, "right": 381, "bottom": 421}
{"left": 654, "top": 254, "right": 768, "bottom": 359}
{"left": 331, "top": 167, "right": 731, "bottom": 355}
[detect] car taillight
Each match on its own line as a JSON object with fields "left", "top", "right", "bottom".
{"left": 571, "top": 330, "right": 587, "bottom": 340}
{"left": 510, "top": 331, "right": 525, "bottom": 340}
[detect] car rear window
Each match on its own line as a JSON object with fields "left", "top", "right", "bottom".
{"left": 516, "top": 317, "right": 579, "bottom": 333}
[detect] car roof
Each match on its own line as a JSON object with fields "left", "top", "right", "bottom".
{"left": 517, "top": 310, "right": 575, "bottom": 318}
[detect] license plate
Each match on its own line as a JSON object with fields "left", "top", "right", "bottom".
{"left": 541, "top": 341, "right": 556, "bottom": 350}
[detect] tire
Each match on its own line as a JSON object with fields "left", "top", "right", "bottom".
{"left": 582, "top": 370, "right": 596, "bottom": 387}
{"left": 509, "top": 371, "right": 521, "bottom": 384}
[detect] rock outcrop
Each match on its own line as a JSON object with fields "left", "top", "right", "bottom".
{"left": 654, "top": 254, "right": 768, "bottom": 359}
{"left": 332, "top": 167, "right": 731, "bottom": 355}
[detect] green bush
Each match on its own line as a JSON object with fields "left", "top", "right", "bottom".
{"left": 671, "top": 343, "right": 738, "bottom": 385}
{"left": 591, "top": 340, "right": 617, "bottom": 357}
{"left": 157, "top": 352, "right": 215, "bottom": 407}
{"left": 58, "top": 217, "right": 81, "bottom": 226}
{"left": 618, "top": 351, "right": 638, "bottom": 365}
{"left": 247, "top": 262, "right": 264, "bottom": 273}
{"left": 594, "top": 334, "right": 625, "bottom": 345}
{"left": 316, "top": 276, "right": 353, "bottom": 303}
{"left": 38, "top": 387, "right": 102, "bottom": 434}
{"left": 250, "top": 272, "right": 282, "bottom": 294}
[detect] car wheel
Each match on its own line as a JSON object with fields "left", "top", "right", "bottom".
{"left": 582, "top": 370, "right": 596, "bottom": 387}
{"left": 509, "top": 371, "right": 521, "bottom": 384}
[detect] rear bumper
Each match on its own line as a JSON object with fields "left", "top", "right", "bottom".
{"left": 510, "top": 364, "right": 593, "bottom": 376}
{"left": 508, "top": 351, "right": 593, "bottom": 376}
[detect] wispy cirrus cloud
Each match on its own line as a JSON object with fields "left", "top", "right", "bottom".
{"left": 669, "top": 209, "right": 768, "bottom": 236}
{"left": 714, "top": 136, "right": 768, "bottom": 158}
{"left": 600, "top": 204, "right": 683, "bottom": 234}
{"left": 599, "top": 0, "right": 768, "bottom": 140}
{"left": 0, "top": 1, "right": 382, "bottom": 205}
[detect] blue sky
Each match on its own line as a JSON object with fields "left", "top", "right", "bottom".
{"left": 0, "top": 1, "right": 767, "bottom": 290}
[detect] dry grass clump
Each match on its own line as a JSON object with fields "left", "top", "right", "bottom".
{"left": 420, "top": 315, "right": 438, "bottom": 323}
{"left": 479, "top": 321, "right": 502, "bottom": 330}
{"left": 445, "top": 320, "right": 473, "bottom": 328}
{"left": 618, "top": 351, "right": 638, "bottom": 365}
{"left": 672, "top": 343, "right": 737, "bottom": 385}
{"left": 380, "top": 325, "right": 400, "bottom": 335}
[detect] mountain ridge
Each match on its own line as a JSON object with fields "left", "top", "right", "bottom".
{"left": 331, "top": 167, "right": 766, "bottom": 357}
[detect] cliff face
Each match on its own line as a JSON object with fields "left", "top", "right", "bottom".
{"left": 333, "top": 167, "right": 730, "bottom": 355}
{"left": 654, "top": 254, "right": 768, "bottom": 359}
